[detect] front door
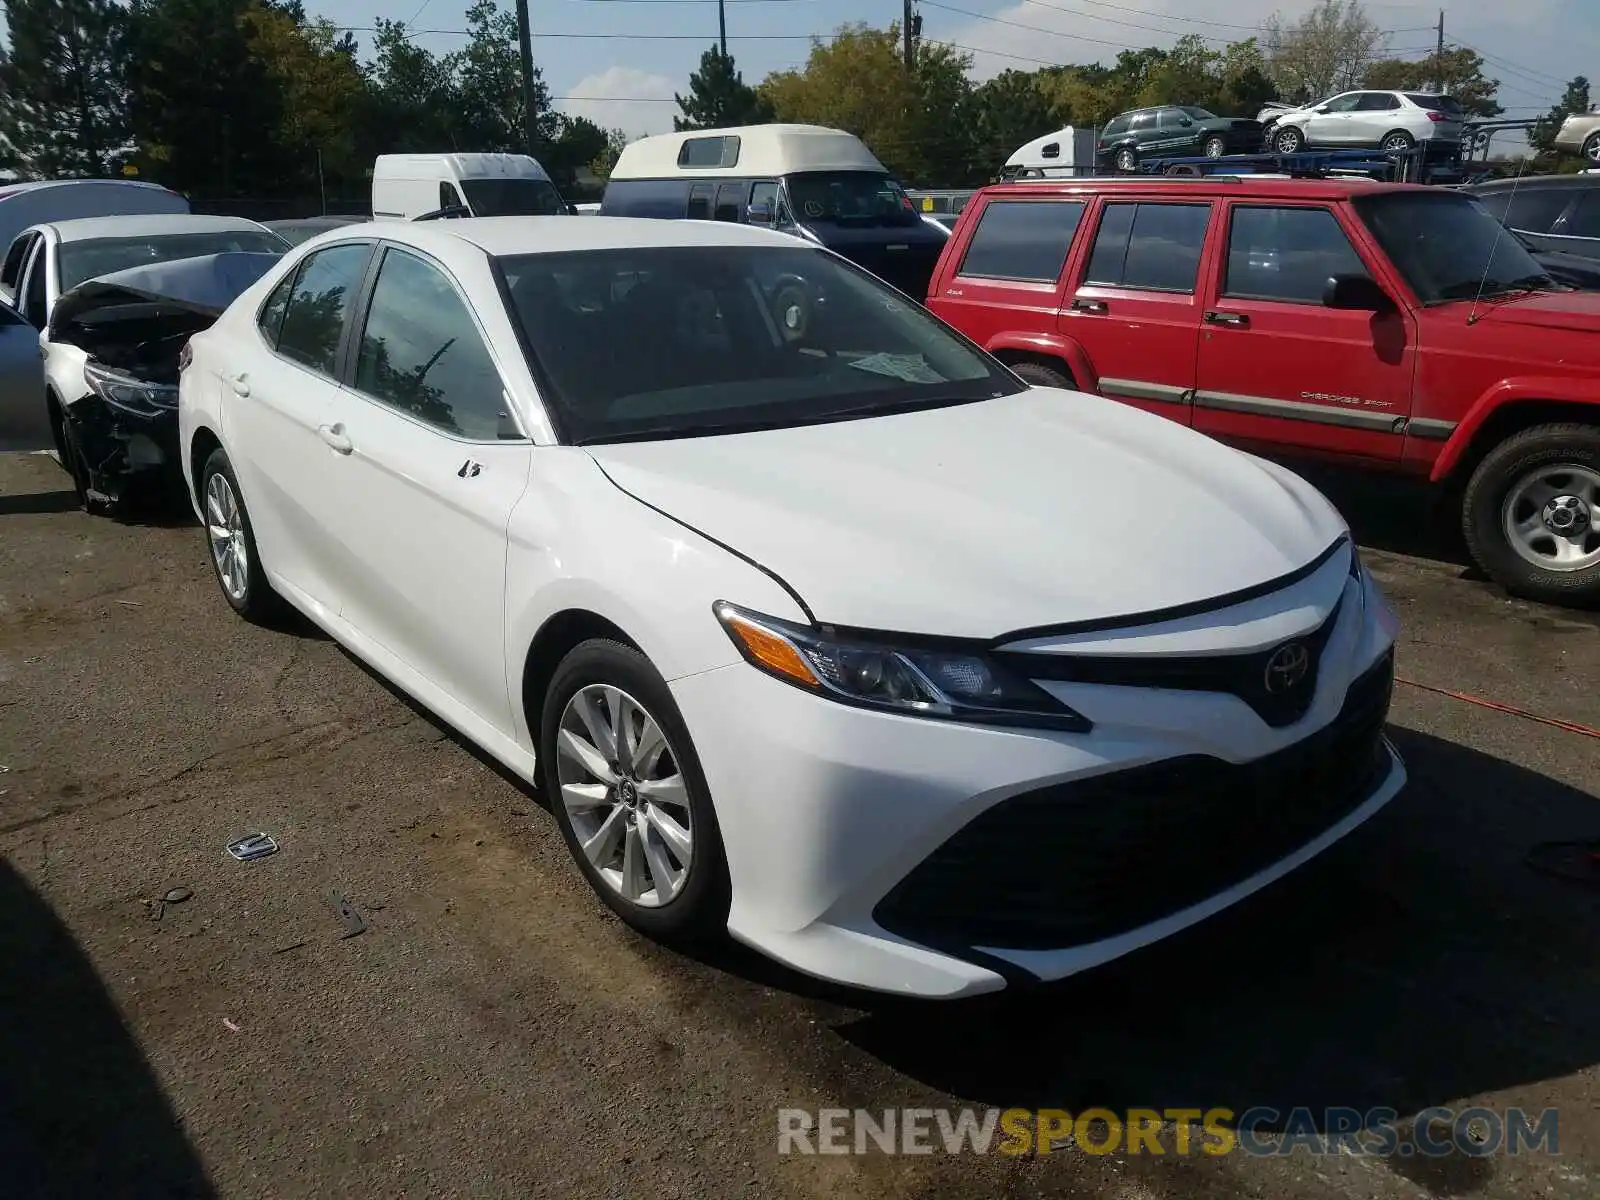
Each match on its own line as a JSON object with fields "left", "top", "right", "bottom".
{"left": 323, "top": 244, "right": 532, "bottom": 737}
{"left": 1059, "top": 198, "right": 1214, "bottom": 424}
{"left": 1193, "top": 202, "right": 1415, "bottom": 462}
{"left": 0, "top": 300, "right": 48, "bottom": 451}
{"left": 227, "top": 240, "right": 375, "bottom": 617}
{"left": 1304, "top": 93, "right": 1362, "bottom": 146}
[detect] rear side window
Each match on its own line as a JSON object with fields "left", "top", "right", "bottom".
{"left": 1497, "top": 188, "right": 1574, "bottom": 234}
{"left": 1129, "top": 112, "right": 1155, "bottom": 131}
{"left": 275, "top": 243, "right": 371, "bottom": 375}
{"left": 714, "top": 182, "right": 743, "bottom": 222}
{"left": 1406, "top": 94, "right": 1463, "bottom": 115}
{"left": 687, "top": 183, "right": 714, "bottom": 220}
{"left": 1357, "top": 93, "right": 1400, "bottom": 111}
{"left": 1, "top": 233, "right": 34, "bottom": 290}
{"left": 1223, "top": 206, "right": 1369, "bottom": 303}
{"left": 257, "top": 274, "right": 294, "bottom": 346}
{"left": 1085, "top": 202, "right": 1211, "bottom": 292}
{"left": 1102, "top": 116, "right": 1129, "bottom": 136}
{"left": 958, "top": 200, "right": 1086, "bottom": 282}
{"left": 1561, "top": 192, "right": 1600, "bottom": 239}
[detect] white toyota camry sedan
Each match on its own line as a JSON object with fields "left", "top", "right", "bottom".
{"left": 178, "top": 216, "right": 1406, "bottom": 999}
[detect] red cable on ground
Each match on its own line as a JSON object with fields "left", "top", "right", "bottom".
{"left": 1395, "top": 675, "right": 1600, "bottom": 741}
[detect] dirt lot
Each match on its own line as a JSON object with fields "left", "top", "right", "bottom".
{"left": 1, "top": 449, "right": 1596, "bottom": 1200}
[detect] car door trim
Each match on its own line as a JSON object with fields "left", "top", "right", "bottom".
{"left": 1099, "top": 377, "right": 1191, "bottom": 406}
{"left": 1194, "top": 388, "right": 1406, "bottom": 433}
{"left": 1405, "top": 416, "right": 1457, "bottom": 440}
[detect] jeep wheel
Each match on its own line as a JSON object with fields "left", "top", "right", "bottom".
{"left": 1009, "top": 360, "right": 1076, "bottom": 390}
{"left": 1462, "top": 423, "right": 1600, "bottom": 606}
{"left": 1274, "top": 127, "right": 1305, "bottom": 154}
{"left": 1203, "top": 136, "right": 1227, "bottom": 158}
{"left": 1114, "top": 147, "right": 1138, "bottom": 173}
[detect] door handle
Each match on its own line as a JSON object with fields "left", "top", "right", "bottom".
{"left": 1070, "top": 298, "right": 1108, "bottom": 314}
{"left": 230, "top": 373, "right": 250, "bottom": 396}
{"left": 1203, "top": 310, "right": 1250, "bottom": 327}
{"left": 317, "top": 423, "right": 353, "bottom": 454}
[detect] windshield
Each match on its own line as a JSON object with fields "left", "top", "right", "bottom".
{"left": 1352, "top": 192, "right": 1556, "bottom": 304}
{"left": 497, "top": 245, "right": 1019, "bottom": 445}
{"left": 783, "top": 171, "right": 920, "bottom": 227}
{"left": 58, "top": 230, "right": 289, "bottom": 291}
{"left": 461, "top": 178, "right": 568, "bottom": 216}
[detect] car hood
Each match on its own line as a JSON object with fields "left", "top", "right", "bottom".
{"left": 586, "top": 389, "right": 1348, "bottom": 639}
{"left": 1468, "top": 289, "right": 1600, "bottom": 332}
{"left": 49, "top": 251, "right": 283, "bottom": 334}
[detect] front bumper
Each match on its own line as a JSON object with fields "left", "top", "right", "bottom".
{"left": 671, "top": 553, "right": 1404, "bottom": 999}
{"left": 64, "top": 397, "right": 181, "bottom": 504}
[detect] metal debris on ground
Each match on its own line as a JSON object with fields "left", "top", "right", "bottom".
{"left": 227, "top": 832, "right": 278, "bottom": 861}
{"left": 146, "top": 885, "right": 195, "bottom": 921}
{"left": 327, "top": 890, "right": 366, "bottom": 939}
{"left": 222, "top": 1018, "right": 242, "bottom": 1033}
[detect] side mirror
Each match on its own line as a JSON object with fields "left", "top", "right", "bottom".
{"left": 748, "top": 202, "right": 774, "bottom": 226}
{"left": 1323, "top": 274, "right": 1392, "bottom": 311}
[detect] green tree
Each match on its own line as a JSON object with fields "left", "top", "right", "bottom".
{"left": 0, "top": 0, "right": 129, "bottom": 177}
{"left": 675, "top": 46, "right": 773, "bottom": 131}
{"left": 589, "top": 128, "right": 628, "bottom": 182}
{"left": 366, "top": 17, "right": 465, "bottom": 152}
{"left": 125, "top": 0, "right": 296, "bottom": 196}
{"left": 970, "top": 70, "right": 1061, "bottom": 176}
{"left": 1262, "top": 0, "right": 1387, "bottom": 101}
{"left": 455, "top": 0, "right": 559, "bottom": 152}
{"left": 1363, "top": 47, "right": 1501, "bottom": 118}
{"left": 1529, "top": 76, "right": 1591, "bottom": 157}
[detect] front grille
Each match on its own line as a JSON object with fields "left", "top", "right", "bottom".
{"left": 844, "top": 247, "right": 940, "bottom": 301}
{"left": 997, "top": 596, "right": 1345, "bottom": 729}
{"left": 873, "top": 648, "right": 1396, "bottom": 954}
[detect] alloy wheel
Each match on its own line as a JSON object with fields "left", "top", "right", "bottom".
{"left": 555, "top": 683, "right": 694, "bottom": 907}
{"left": 205, "top": 471, "right": 249, "bottom": 602}
{"left": 1501, "top": 463, "right": 1600, "bottom": 573}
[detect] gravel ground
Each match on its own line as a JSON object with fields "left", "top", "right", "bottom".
{"left": 1, "top": 450, "right": 1596, "bottom": 1200}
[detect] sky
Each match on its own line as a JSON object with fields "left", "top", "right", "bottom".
{"left": 297, "top": 0, "right": 1600, "bottom": 143}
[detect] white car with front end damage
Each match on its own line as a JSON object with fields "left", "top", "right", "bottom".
{"left": 178, "top": 215, "right": 1406, "bottom": 1000}
{"left": 11, "top": 213, "right": 287, "bottom": 509}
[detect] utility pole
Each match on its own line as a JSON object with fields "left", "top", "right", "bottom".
{"left": 718, "top": 0, "right": 727, "bottom": 56}
{"left": 515, "top": 0, "right": 538, "bottom": 157}
{"left": 903, "top": 0, "right": 914, "bottom": 72}
{"left": 1433, "top": 9, "right": 1445, "bottom": 92}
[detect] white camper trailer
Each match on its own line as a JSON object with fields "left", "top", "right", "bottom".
{"left": 999, "top": 127, "right": 1099, "bottom": 180}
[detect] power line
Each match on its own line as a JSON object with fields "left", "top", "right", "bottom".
{"left": 1448, "top": 37, "right": 1572, "bottom": 91}
{"left": 1009, "top": 0, "right": 1434, "bottom": 43}
{"left": 340, "top": 25, "right": 828, "bottom": 39}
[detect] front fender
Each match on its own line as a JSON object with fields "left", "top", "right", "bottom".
{"left": 1429, "top": 376, "right": 1600, "bottom": 482}
{"left": 985, "top": 331, "right": 1098, "bottom": 391}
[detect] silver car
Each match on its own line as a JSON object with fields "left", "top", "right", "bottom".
{"left": 1264, "top": 90, "right": 1466, "bottom": 154}
{"left": 1555, "top": 111, "right": 1600, "bottom": 165}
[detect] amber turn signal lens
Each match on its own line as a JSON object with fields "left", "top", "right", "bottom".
{"left": 723, "top": 611, "right": 820, "bottom": 688}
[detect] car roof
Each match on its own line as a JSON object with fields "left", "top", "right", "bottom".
{"left": 342, "top": 215, "right": 807, "bottom": 259}
{"left": 42, "top": 213, "right": 272, "bottom": 242}
{"left": 1465, "top": 174, "right": 1598, "bottom": 193}
{"left": 972, "top": 176, "right": 1436, "bottom": 202}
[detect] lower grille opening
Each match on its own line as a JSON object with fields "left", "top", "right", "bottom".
{"left": 873, "top": 649, "right": 1396, "bottom": 954}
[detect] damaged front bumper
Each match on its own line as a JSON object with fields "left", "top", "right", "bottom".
{"left": 63, "top": 389, "right": 182, "bottom": 508}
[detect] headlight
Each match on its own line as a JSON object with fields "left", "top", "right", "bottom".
{"left": 713, "top": 601, "right": 1092, "bottom": 733}
{"left": 83, "top": 361, "right": 178, "bottom": 418}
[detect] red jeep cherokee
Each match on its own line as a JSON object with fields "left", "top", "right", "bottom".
{"left": 926, "top": 176, "right": 1600, "bottom": 606}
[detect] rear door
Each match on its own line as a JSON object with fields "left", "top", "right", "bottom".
{"left": 0, "top": 231, "right": 37, "bottom": 307}
{"left": 929, "top": 195, "right": 1087, "bottom": 354}
{"left": 1059, "top": 198, "right": 1214, "bottom": 424}
{"left": 1351, "top": 92, "right": 1402, "bottom": 145}
{"left": 0, "top": 299, "right": 48, "bottom": 451}
{"left": 1192, "top": 201, "right": 1414, "bottom": 462}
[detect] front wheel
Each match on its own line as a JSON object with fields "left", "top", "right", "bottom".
{"left": 1274, "top": 127, "right": 1305, "bottom": 154}
{"left": 1010, "top": 359, "right": 1075, "bottom": 390}
{"left": 1203, "top": 136, "right": 1227, "bottom": 158}
{"left": 1461, "top": 423, "right": 1600, "bottom": 606}
{"left": 540, "top": 638, "right": 730, "bottom": 942}
{"left": 58, "top": 406, "right": 111, "bottom": 516}
{"left": 1583, "top": 132, "right": 1600, "bottom": 164}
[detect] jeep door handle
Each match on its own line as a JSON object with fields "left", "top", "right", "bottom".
{"left": 1070, "top": 298, "right": 1108, "bottom": 314}
{"left": 230, "top": 373, "right": 250, "bottom": 396}
{"left": 1204, "top": 310, "right": 1250, "bottom": 327}
{"left": 317, "top": 423, "right": 353, "bottom": 454}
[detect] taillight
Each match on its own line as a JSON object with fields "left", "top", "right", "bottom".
{"left": 1426, "top": 111, "right": 1446, "bottom": 122}
{"left": 178, "top": 339, "right": 193, "bottom": 372}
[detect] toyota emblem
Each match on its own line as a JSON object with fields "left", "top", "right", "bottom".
{"left": 1263, "top": 642, "right": 1311, "bottom": 695}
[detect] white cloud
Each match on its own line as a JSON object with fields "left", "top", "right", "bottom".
{"left": 557, "top": 67, "right": 680, "bottom": 139}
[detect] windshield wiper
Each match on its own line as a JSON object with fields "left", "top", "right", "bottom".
{"left": 1438, "top": 273, "right": 1560, "bottom": 303}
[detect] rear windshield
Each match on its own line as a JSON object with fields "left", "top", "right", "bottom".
{"left": 58, "top": 230, "right": 290, "bottom": 291}
{"left": 461, "top": 177, "right": 568, "bottom": 217}
{"left": 1405, "top": 94, "right": 1463, "bottom": 114}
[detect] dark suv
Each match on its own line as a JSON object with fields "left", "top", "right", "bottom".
{"left": 1464, "top": 174, "right": 1600, "bottom": 261}
{"left": 1097, "top": 106, "right": 1266, "bottom": 173}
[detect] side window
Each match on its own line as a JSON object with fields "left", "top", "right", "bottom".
{"left": 1102, "top": 116, "right": 1129, "bottom": 137}
{"left": 257, "top": 272, "right": 294, "bottom": 346}
{"left": 1085, "top": 202, "right": 1211, "bottom": 292}
{"left": 1560, "top": 192, "right": 1600, "bottom": 239}
{"left": 677, "top": 134, "right": 741, "bottom": 168}
{"left": 1223, "top": 206, "right": 1369, "bottom": 303}
{"left": 1041, "top": 142, "right": 1060, "bottom": 159}
{"left": 957, "top": 200, "right": 1086, "bottom": 282}
{"left": 749, "top": 181, "right": 778, "bottom": 216}
{"left": 1157, "top": 108, "right": 1187, "bottom": 128}
{"left": 686, "top": 182, "right": 714, "bottom": 220}
{"left": 23, "top": 247, "right": 48, "bottom": 328}
{"left": 440, "top": 182, "right": 464, "bottom": 210}
{"left": 275, "top": 243, "right": 370, "bottom": 375}
{"left": 1129, "top": 112, "right": 1155, "bottom": 131}
{"left": 1502, "top": 188, "right": 1574, "bottom": 234}
{"left": 1321, "top": 93, "right": 1361, "bottom": 113}
{"left": 1, "top": 233, "right": 34, "bottom": 291}
{"left": 354, "top": 248, "right": 509, "bottom": 440}
{"left": 714, "top": 182, "right": 743, "bottom": 222}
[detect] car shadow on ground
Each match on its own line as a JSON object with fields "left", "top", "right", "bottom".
{"left": 0, "top": 487, "right": 80, "bottom": 516}
{"left": 1271, "top": 458, "right": 1477, "bottom": 572}
{"left": 0, "top": 859, "right": 216, "bottom": 1199}
{"left": 811, "top": 727, "right": 1599, "bottom": 1154}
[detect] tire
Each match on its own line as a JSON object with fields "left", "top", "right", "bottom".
{"left": 57, "top": 407, "right": 111, "bottom": 516}
{"left": 540, "top": 638, "right": 731, "bottom": 943}
{"left": 1461, "top": 422, "right": 1600, "bottom": 607}
{"left": 1010, "top": 359, "right": 1076, "bottom": 390}
{"left": 1114, "top": 146, "right": 1138, "bottom": 173}
{"left": 1583, "top": 132, "right": 1600, "bottom": 164}
{"left": 1381, "top": 131, "right": 1415, "bottom": 153}
{"left": 1203, "top": 136, "right": 1226, "bottom": 159}
{"left": 198, "top": 447, "right": 284, "bottom": 622}
{"left": 1274, "top": 127, "right": 1305, "bottom": 154}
